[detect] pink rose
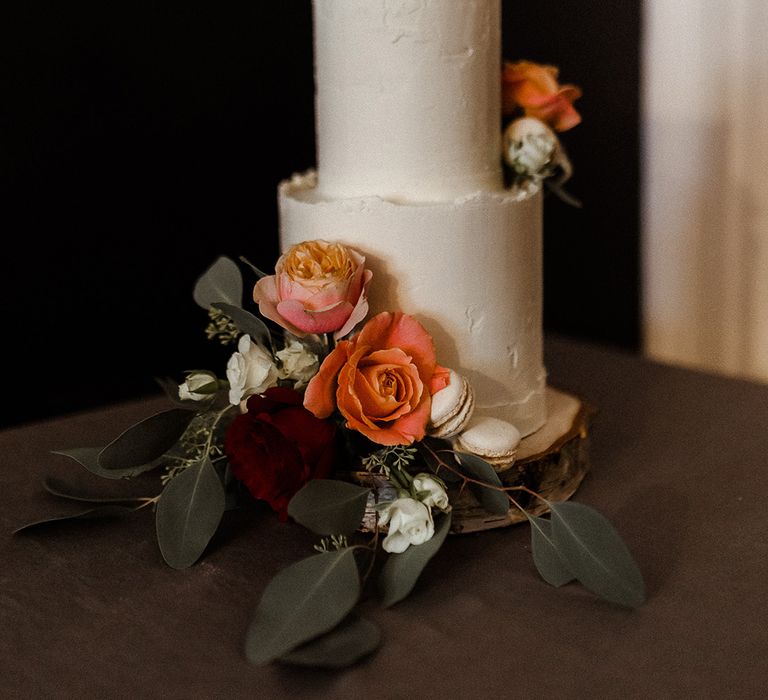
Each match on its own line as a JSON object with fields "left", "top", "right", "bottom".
{"left": 253, "top": 240, "right": 373, "bottom": 339}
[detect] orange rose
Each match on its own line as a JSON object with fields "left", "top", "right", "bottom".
{"left": 502, "top": 60, "right": 582, "bottom": 132}
{"left": 304, "top": 312, "right": 450, "bottom": 446}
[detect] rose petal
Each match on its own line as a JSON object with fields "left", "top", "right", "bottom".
{"left": 355, "top": 395, "right": 431, "bottom": 446}
{"left": 277, "top": 299, "right": 354, "bottom": 334}
{"left": 334, "top": 269, "right": 373, "bottom": 340}
{"left": 357, "top": 312, "right": 437, "bottom": 381}
{"left": 430, "top": 364, "right": 451, "bottom": 395}
{"left": 353, "top": 364, "right": 418, "bottom": 422}
{"left": 253, "top": 275, "right": 306, "bottom": 337}
{"left": 304, "top": 342, "right": 351, "bottom": 418}
{"left": 382, "top": 530, "right": 410, "bottom": 554}
{"left": 337, "top": 346, "right": 381, "bottom": 432}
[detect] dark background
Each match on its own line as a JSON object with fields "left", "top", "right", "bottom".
{"left": 2, "top": 0, "right": 641, "bottom": 428}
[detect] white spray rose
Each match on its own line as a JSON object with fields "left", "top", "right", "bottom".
{"left": 503, "top": 117, "right": 571, "bottom": 184}
{"left": 412, "top": 473, "right": 451, "bottom": 512}
{"left": 226, "top": 335, "right": 279, "bottom": 406}
{"left": 379, "top": 497, "right": 435, "bottom": 554}
{"left": 276, "top": 339, "right": 319, "bottom": 389}
{"left": 178, "top": 371, "right": 217, "bottom": 401}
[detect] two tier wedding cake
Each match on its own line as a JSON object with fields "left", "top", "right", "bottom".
{"left": 279, "top": 0, "right": 546, "bottom": 438}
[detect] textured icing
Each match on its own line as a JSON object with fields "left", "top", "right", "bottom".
{"left": 278, "top": 1, "right": 548, "bottom": 436}
{"left": 314, "top": 0, "right": 502, "bottom": 202}
{"left": 279, "top": 174, "right": 547, "bottom": 436}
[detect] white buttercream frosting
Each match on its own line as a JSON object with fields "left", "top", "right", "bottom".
{"left": 279, "top": 173, "right": 547, "bottom": 436}
{"left": 276, "top": 1, "right": 548, "bottom": 436}
{"left": 313, "top": 0, "right": 502, "bottom": 203}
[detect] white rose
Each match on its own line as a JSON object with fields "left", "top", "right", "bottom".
{"left": 412, "top": 473, "right": 450, "bottom": 512}
{"left": 276, "top": 339, "right": 319, "bottom": 389}
{"left": 226, "top": 335, "right": 279, "bottom": 406}
{"left": 178, "top": 371, "right": 217, "bottom": 401}
{"left": 379, "top": 497, "right": 435, "bottom": 554}
{"left": 503, "top": 116, "right": 569, "bottom": 182}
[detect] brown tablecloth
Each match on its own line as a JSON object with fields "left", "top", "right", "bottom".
{"left": 2, "top": 337, "right": 767, "bottom": 698}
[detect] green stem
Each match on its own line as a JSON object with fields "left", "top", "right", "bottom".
{"left": 203, "top": 405, "right": 235, "bottom": 463}
{"left": 420, "top": 443, "right": 550, "bottom": 508}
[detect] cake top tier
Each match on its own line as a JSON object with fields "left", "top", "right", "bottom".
{"left": 313, "top": 0, "right": 503, "bottom": 203}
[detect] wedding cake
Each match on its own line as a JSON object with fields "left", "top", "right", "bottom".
{"left": 279, "top": 0, "right": 546, "bottom": 437}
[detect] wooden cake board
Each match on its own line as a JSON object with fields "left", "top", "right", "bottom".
{"left": 450, "top": 387, "right": 594, "bottom": 534}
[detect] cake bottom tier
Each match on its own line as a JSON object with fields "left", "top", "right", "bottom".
{"left": 278, "top": 172, "right": 546, "bottom": 436}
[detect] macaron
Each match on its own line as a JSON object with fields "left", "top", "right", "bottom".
{"left": 427, "top": 369, "right": 475, "bottom": 439}
{"left": 454, "top": 416, "right": 522, "bottom": 472}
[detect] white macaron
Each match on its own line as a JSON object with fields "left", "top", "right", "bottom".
{"left": 427, "top": 369, "right": 475, "bottom": 439}
{"left": 454, "top": 416, "right": 522, "bottom": 472}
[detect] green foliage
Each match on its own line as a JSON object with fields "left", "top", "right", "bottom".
{"left": 42, "top": 477, "right": 155, "bottom": 505}
{"left": 193, "top": 256, "right": 243, "bottom": 310}
{"left": 161, "top": 411, "right": 229, "bottom": 485}
{"left": 528, "top": 514, "right": 575, "bottom": 587}
{"left": 14, "top": 505, "right": 141, "bottom": 533}
{"left": 53, "top": 447, "right": 153, "bottom": 480}
{"left": 211, "top": 302, "right": 273, "bottom": 353}
{"left": 547, "top": 502, "right": 645, "bottom": 608}
{"left": 361, "top": 445, "right": 418, "bottom": 476}
{"left": 245, "top": 548, "right": 361, "bottom": 665}
{"left": 98, "top": 409, "right": 195, "bottom": 472}
{"left": 453, "top": 451, "right": 509, "bottom": 515}
{"left": 205, "top": 307, "right": 240, "bottom": 346}
{"left": 280, "top": 616, "right": 381, "bottom": 669}
{"left": 378, "top": 512, "right": 452, "bottom": 608}
{"left": 288, "top": 480, "right": 371, "bottom": 536}
{"left": 238, "top": 255, "right": 270, "bottom": 279}
{"left": 155, "top": 458, "right": 226, "bottom": 569}
{"left": 313, "top": 534, "right": 349, "bottom": 553}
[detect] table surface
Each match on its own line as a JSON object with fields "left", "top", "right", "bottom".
{"left": 2, "top": 336, "right": 767, "bottom": 699}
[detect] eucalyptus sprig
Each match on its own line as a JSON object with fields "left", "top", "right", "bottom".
{"left": 420, "top": 443, "right": 645, "bottom": 608}
{"left": 161, "top": 408, "right": 233, "bottom": 484}
{"left": 313, "top": 534, "right": 349, "bottom": 553}
{"left": 205, "top": 307, "right": 240, "bottom": 345}
{"left": 361, "top": 445, "right": 418, "bottom": 477}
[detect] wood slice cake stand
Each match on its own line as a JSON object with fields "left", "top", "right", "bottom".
{"left": 449, "top": 387, "right": 594, "bottom": 533}
{"left": 351, "top": 387, "right": 594, "bottom": 535}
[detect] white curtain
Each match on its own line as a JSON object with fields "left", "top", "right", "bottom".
{"left": 642, "top": 0, "right": 768, "bottom": 383}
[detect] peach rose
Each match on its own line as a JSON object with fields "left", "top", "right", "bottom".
{"left": 502, "top": 60, "right": 582, "bottom": 132}
{"left": 304, "top": 312, "right": 450, "bottom": 446}
{"left": 253, "top": 240, "right": 373, "bottom": 339}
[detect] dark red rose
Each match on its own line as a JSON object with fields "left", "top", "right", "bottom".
{"left": 223, "top": 387, "right": 337, "bottom": 520}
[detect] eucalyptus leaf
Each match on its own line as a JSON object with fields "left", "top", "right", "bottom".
{"left": 155, "top": 458, "right": 226, "bottom": 569}
{"left": 287, "top": 480, "right": 371, "bottom": 536}
{"left": 211, "top": 302, "right": 272, "bottom": 352}
{"left": 280, "top": 616, "right": 381, "bottom": 669}
{"left": 379, "top": 511, "right": 452, "bottom": 608}
{"left": 245, "top": 548, "right": 360, "bottom": 665}
{"left": 99, "top": 409, "right": 195, "bottom": 471}
{"left": 549, "top": 501, "right": 645, "bottom": 608}
{"left": 52, "top": 448, "right": 153, "bottom": 480}
{"left": 454, "top": 452, "right": 509, "bottom": 515}
{"left": 528, "top": 514, "right": 575, "bottom": 587}
{"left": 193, "top": 256, "right": 243, "bottom": 310}
{"left": 43, "top": 476, "right": 153, "bottom": 505}
{"left": 13, "top": 504, "right": 139, "bottom": 534}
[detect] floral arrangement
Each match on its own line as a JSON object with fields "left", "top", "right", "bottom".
{"left": 16, "top": 62, "right": 642, "bottom": 670}
{"left": 502, "top": 60, "right": 582, "bottom": 205}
